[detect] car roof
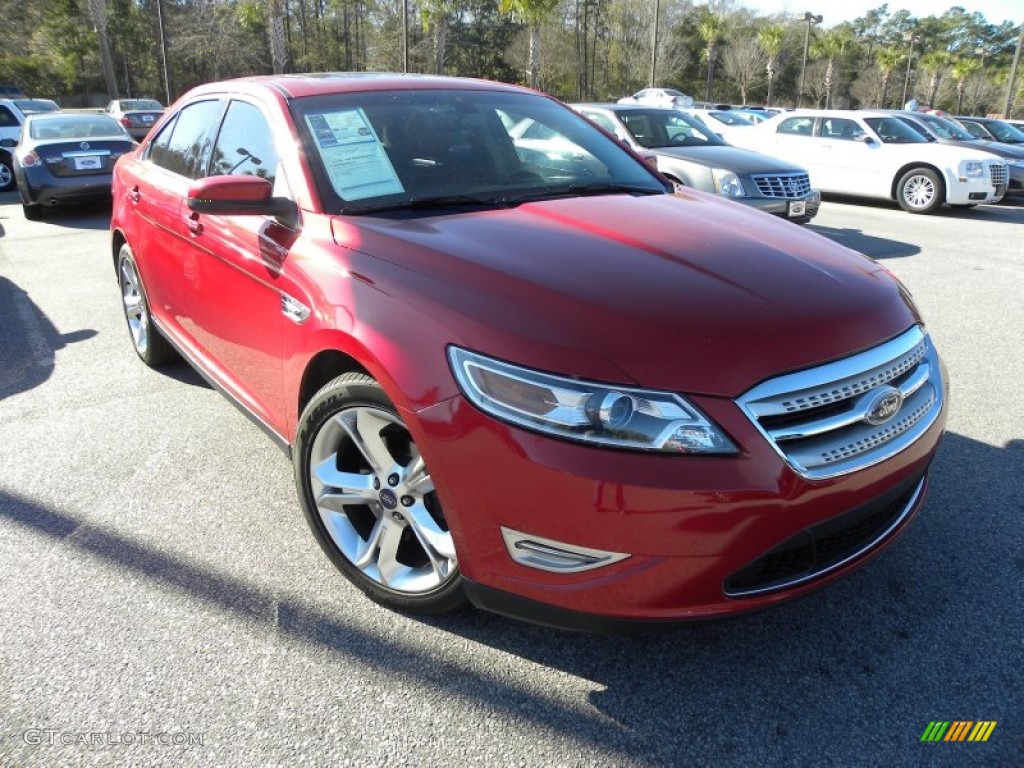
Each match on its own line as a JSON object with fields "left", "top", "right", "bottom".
{"left": 182, "top": 73, "right": 532, "bottom": 101}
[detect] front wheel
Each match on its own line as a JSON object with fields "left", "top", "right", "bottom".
{"left": 896, "top": 167, "right": 944, "bottom": 214}
{"left": 294, "top": 373, "right": 464, "bottom": 614}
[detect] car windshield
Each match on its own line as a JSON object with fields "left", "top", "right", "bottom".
{"left": 919, "top": 115, "right": 975, "bottom": 141}
{"left": 981, "top": 119, "right": 1024, "bottom": 143}
{"left": 290, "top": 89, "right": 668, "bottom": 214}
{"left": 120, "top": 99, "right": 163, "bottom": 111}
{"left": 29, "top": 114, "right": 126, "bottom": 139}
{"left": 708, "top": 111, "right": 754, "bottom": 126}
{"left": 864, "top": 117, "right": 926, "bottom": 144}
{"left": 617, "top": 109, "right": 725, "bottom": 148}
{"left": 14, "top": 99, "right": 60, "bottom": 114}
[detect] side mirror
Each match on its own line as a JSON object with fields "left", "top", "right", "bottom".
{"left": 187, "top": 175, "right": 298, "bottom": 230}
{"left": 853, "top": 133, "right": 875, "bottom": 145}
{"left": 0, "top": 138, "right": 17, "bottom": 148}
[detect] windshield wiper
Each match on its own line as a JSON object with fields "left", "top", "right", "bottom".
{"left": 344, "top": 194, "right": 510, "bottom": 215}
{"left": 502, "top": 182, "right": 665, "bottom": 204}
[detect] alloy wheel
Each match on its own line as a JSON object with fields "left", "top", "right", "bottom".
{"left": 308, "top": 405, "right": 457, "bottom": 594}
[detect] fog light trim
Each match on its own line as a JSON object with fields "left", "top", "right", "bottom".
{"left": 501, "top": 527, "right": 630, "bottom": 573}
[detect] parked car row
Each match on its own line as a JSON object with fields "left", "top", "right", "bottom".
{"left": 101, "top": 73, "right": 949, "bottom": 631}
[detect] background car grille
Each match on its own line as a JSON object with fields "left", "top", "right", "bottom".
{"left": 723, "top": 472, "right": 924, "bottom": 597}
{"left": 751, "top": 173, "right": 812, "bottom": 199}
{"left": 736, "top": 326, "right": 944, "bottom": 479}
{"left": 989, "top": 163, "right": 1008, "bottom": 187}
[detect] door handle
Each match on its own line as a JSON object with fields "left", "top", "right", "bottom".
{"left": 128, "top": 185, "right": 140, "bottom": 203}
{"left": 186, "top": 211, "right": 203, "bottom": 236}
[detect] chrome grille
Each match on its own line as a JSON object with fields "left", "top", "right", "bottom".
{"left": 989, "top": 163, "right": 1008, "bottom": 187}
{"left": 737, "top": 327, "right": 944, "bottom": 479}
{"left": 751, "top": 173, "right": 812, "bottom": 199}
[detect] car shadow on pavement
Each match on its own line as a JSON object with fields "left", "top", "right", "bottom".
{"left": 0, "top": 275, "right": 96, "bottom": 399}
{"left": 28, "top": 200, "right": 113, "bottom": 230}
{"left": 0, "top": 431, "right": 1020, "bottom": 763}
{"left": 809, "top": 223, "right": 920, "bottom": 260}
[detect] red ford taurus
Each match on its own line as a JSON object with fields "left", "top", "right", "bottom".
{"left": 110, "top": 74, "right": 947, "bottom": 631}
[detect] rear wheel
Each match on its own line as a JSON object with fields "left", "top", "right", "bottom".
{"left": 294, "top": 373, "right": 464, "bottom": 614}
{"left": 117, "top": 243, "right": 175, "bottom": 366}
{"left": 0, "top": 158, "right": 14, "bottom": 192}
{"left": 896, "top": 167, "right": 944, "bottom": 214}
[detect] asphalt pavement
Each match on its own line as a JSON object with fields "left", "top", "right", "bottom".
{"left": 1, "top": 191, "right": 1021, "bottom": 767}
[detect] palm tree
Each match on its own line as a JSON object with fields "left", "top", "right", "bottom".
{"left": 758, "top": 24, "right": 785, "bottom": 107}
{"left": 919, "top": 50, "right": 952, "bottom": 109}
{"left": 809, "top": 27, "right": 853, "bottom": 109}
{"left": 421, "top": 0, "right": 458, "bottom": 75}
{"left": 876, "top": 48, "right": 905, "bottom": 108}
{"left": 951, "top": 58, "right": 982, "bottom": 115}
{"left": 698, "top": 13, "right": 726, "bottom": 103}
{"left": 499, "top": 0, "right": 560, "bottom": 90}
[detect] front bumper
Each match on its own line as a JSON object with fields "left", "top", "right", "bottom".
{"left": 740, "top": 190, "right": 821, "bottom": 223}
{"left": 411, "top": 375, "right": 947, "bottom": 630}
{"left": 946, "top": 174, "right": 1005, "bottom": 204}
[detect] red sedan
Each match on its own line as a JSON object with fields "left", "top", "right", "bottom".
{"left": 110, "top": 74, "right": 947, "bottom": 631}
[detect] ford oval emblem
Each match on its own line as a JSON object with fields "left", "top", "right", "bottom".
{"left": 865, "top": 387, "right": 903, "bottom": 426}
{"left": 80, "top": 141, "right": 90, "bottom": 150}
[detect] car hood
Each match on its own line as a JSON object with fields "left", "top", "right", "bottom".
{"left": 651, "top": 144, "right": 805, "bottom": 175}
{"left": 335, "top": 192, "right": 918, "bottom": 397}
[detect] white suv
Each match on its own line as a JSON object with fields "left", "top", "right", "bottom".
{"left": 730, "top": 109, "right": 1008, "bottom": 213}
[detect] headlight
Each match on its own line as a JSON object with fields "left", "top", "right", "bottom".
{"left": 448, "top": 347, "right": 738, "bottom": 454}
{"left": 711, "top": 168, "right": 745, "bottom": 197}
{"left": 959, "top": 160, "right": 984, "bottom": 178}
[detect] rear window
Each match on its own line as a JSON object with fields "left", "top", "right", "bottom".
{"left": 29, "top": 115, "right": 126, "bottom": 140}
{"left": 120, "top": 99, "right": 163, "bottom": 111}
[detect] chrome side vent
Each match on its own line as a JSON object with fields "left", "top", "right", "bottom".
{"left": 501, "top": 527, "right": 629, "bottom": 573}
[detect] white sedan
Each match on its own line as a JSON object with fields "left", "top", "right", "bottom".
{"left": 617, "top": 88, "right": 694, "bottom": 110}
{"left": 729, "top": 109, "right": 1008, "bottom": 213}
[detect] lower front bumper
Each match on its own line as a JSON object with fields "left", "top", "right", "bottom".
{"left": 461, "top": 469, "right": 929, "bottom": 632}
{"left": 742, "top": 191, "right": 822, "bottom": 222}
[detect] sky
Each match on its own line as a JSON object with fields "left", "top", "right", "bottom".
{"left": 736, "top": 0, "right": 1024, "bottom": 27}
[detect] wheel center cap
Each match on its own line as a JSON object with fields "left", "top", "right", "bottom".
{"left": 378, "top": 489, "right": 398, "bottom": 510}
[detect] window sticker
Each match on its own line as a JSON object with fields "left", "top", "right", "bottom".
{"left": 305, "top": 110, "right": 404, "bottom": 201}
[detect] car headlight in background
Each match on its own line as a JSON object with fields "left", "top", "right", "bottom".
{"left": 711, "top": 168, "right": 745, "bottom": 197}
{"left": 448, "top": 347, "right": 738, "bottom": 454}
{"left": 959, "top": 160, "right": 984, "bottom": 178}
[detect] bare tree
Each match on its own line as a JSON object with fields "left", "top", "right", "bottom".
{"left": 722, "top": 33, "right": 765, "bottom": 104}
{"left": 86, "top": 0, "right": 119, "bottom": 99}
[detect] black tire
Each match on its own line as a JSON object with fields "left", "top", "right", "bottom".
{"left": 896, "top": 167, "right": 944, "bottom": 214}
{"left": 294, "top": 373, "right": 465, "bottom": 614}
{"left": 116, "top": 243, "right": 176, "bottom": 367}
{"left": 0, "top": 157, "right": 14, "bottom": 192}
{"left": 22, "top": 203, "right": 43, "bottom": 221}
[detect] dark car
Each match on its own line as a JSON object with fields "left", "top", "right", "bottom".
{"left": 952, "top": 115, "right": 1024, "bottom": 145}
{"left": 894, "top": 111, "right": 1024, "bottom": 196}
{"left": 574, "top": 103, "right": 821, "bottom": 223}
{"left": 106, "top": 99, "right": 165, "bottom": 140}
{"left": 12, "top": 113, "right": 135, "bottom": 220}
{"left": 109, "top": 74, "right": 946, "bottom": 631}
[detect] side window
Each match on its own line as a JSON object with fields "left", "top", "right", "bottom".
{"left": 961, "top": 121, "right": 987, "bottom": 139}
{"left": 778, "top": 117, "right": 813, "bottom": 136}
{"left": 210, "top": 100, "right": 279, "bottom": 186}
{"left": 150, "top": 100, "right": 222, "bottom": 179}
{"left": 820, "top": 118, "right": 861, "bottom": 140}
{"left": 0, "top": 106, "right": 19, "bottom": 128}
{"left": 146, "top": 114, "right": 178, "bottom": 168}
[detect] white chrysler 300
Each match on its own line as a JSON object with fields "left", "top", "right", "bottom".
{"left": 728, "top": 109, "right": 1008, "bottom": 214}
